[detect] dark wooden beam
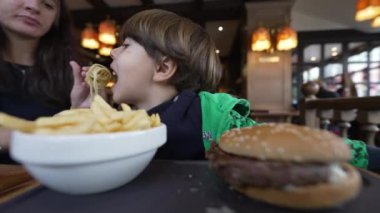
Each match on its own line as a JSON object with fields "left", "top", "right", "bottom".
{"left": 84, "top": 0, "right": 110, "bottom": 20}
{"left": 298, "top": 30, "right": 380, "bottom": 44}
{"left": 141, "top": 0, "right": 154, "bottom": 6}
{"left": 73, "top": 0, "right": 245, "bottom": 61}
{"left": 194, "top": 0, "right": 203, "bottom": 9}
{"left": 86, "top": 0, "right": 109, "bottom": 10}
{"left": 71, "top": 1, "right": 245, "bottom": 28}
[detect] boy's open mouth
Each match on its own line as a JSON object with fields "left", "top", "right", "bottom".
{"left": 111, "top": 70, "right": 118, "bottom": 83}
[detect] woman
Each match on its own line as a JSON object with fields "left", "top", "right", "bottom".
{"left": 0, "top": 0, "right": 73, "bottom": 161}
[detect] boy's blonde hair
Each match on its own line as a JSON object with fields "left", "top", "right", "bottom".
{"left": 121, "top": 9, "right": 222, "bottom": 92}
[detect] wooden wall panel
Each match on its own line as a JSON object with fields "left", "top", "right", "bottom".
{"left": 247, "top": 52, "right": 292, "bottom": 112}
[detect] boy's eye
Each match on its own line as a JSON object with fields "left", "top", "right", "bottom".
{"left": 122, "top": 44, "right": 129, "bottom": 48}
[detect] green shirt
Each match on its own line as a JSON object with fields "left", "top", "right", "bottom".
{"left": 199, "top": 91, "right": 258, "bottom": 151}
{"left": 199, "top": 91, "right": 369, "bottom": 169}
{"left": 344, "top": 138, "right": 368, "bottom": 168}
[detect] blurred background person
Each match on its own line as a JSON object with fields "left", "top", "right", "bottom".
{"left": 315, "top": 79, "right": 340, "bottom": 99}
{"left": 337, "top": 74, "right": 358, "bottom": 98}
{"left": 0, "top": 0, "right": 73, "bottom": 162}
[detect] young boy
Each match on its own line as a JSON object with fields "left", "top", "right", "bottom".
{"left": 70, "top": 9, "right": 378, "bottom": 171}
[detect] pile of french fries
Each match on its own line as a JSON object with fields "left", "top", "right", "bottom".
{"left": 0, "top": 95, "right": 160, "bottom": 135}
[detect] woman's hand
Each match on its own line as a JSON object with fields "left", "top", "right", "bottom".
{"left": 70, "top": 61, "right": 91, "bottom": 108}
{"left": 0, "top": 128, "right": 12, "bottom": 152}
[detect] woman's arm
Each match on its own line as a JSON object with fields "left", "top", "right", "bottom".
{"left": 0, "top": 128, "right": 12, "bottom": 151}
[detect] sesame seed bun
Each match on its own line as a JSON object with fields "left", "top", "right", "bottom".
{"left": 219, "top": 123, "right": 352, "bottom": 163}
{"left": 215, "top": 123, "right": 362, "bottom": 209}
{"left": 234, "top": 163, "right": 361, "bottom": 209}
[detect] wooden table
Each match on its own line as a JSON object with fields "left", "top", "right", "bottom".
{"left": 0, "top": 164, "right": 39, "bottom": 204}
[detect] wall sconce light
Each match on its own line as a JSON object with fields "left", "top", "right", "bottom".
{"left": 276, "top": 26, "right": 298, "bottom": 51}
{"left": 251, "top": 26, "right": 298, "bottom": 52}
{"left": 355, "top": 0, "right": 380, "bottom": 22}
{"left": 98, "top": 19, "right": 117, "bottom": 45}
{"left": 81, "top": 18, "right": 117, "bottom": 57}
{"left": 251, "top": 27, "right": 271, "bottom": 51}
{"left": 98, "top": 43, "right": 113, "bottom": 56}
{"left": 372, "top": 15, "right": 380, "bottom": 27}
{"left": 81, "top": 24, "right": 99, "bottom": 50}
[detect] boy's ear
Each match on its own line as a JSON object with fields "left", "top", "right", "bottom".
{"left": 153, "top": 56, "right": 177, "bottom": 82}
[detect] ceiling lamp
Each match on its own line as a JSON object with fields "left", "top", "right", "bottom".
{"left": 98, "top": 19, "right": 117, "bottom": 45}
{"left": 98, "top": 43, "right": 113, "bottom": 56}
{"left": 372, "top": 15, "right": 380, "bottom": 27}
{"left": 276, "top": 26, "right": 298, "bottom": 51}
{"left": 81, "top": 24, "right": 99, "bottom": 50}
{"left": 251, "top": 27, "right": 271, "bottom": 51}
{"left": 355, "top": 0, "right": 380, "bottom": 21}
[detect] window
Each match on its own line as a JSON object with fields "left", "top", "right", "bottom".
{"left": 369, "top": 67, "right": 380, "bottom": 83}
{"left": 303, "top": 67, "right": 320, "bottom": 83}
{"left": 369, "top": 65, "right": 380, "bottom": 96}
{"left": 324, "top": 43, "right": 342, "bottom": 61}
{"left": 370, "top": 84, "right": 380, "bottom": 96}
{"left": 351, "top": 72, "right": 366, "bottom": 83}
{"left": 355, "top": 84, "right": 368, "bottom": 97}
{"left": 348, "top": 63, "right": 367, "bottom": 73}
{"left": 293, "top": 37, "right": 380, "bottom": 102}
{"left": 349, "top": 42, "right": 366, "bottom": 51}
{"left": 370, "top": 46, "right": 380, "bottom": 62}
{"left": 303, "top": 44, "right": 321, "bottom": 63}
{"left": 324, "top": 63, "right": 342, "bottom": 78}
{"left": 348, "top": 51, "right": 368, "bottom": 62}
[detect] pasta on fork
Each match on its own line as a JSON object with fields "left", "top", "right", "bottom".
{"left": 85, "top": 64, "right": 113, "bottom": 100}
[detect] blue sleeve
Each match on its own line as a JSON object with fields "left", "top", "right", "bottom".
{"left": 367, "top": 145, "right": 380, "bottom": 173}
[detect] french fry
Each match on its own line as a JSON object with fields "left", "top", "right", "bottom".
{"left": 121, "top": 103, "right": 132, "bottom": 112}
{"left": 0, "top": 83, "right": 160, "bottom": 135}
{"left": 57, "top": 118, "right": 96, "bottom": 134}
{"left": 54, "top": 109, "right": 91, "bottom": 117}
{"left": 109, "top": 111, "right": 127, "bottom": 122}
{"left": 0, "top": 113, "right": 35, "bottom": 132}
{"left": 35, "top": 114, "right": 89, "bottom": 127}
{"left": 34, "top": 118, "right": 96, "bottom": 134}
{"left": 90, "top": 100, "right": 111, "bottom": 124}
{"left": 150, "top": 114, "right": 161, "bottom": 127}
{"left": 104, "top": 121, "right": 123, "bottom": 132}
{"left": 122, "top": 110, "right": 151, "bottom": 131}
{"left": 90, "top": 122, "right": 107, "bottom": 133}
{"left": 94, "top": 95, "right": 117, "bottom": 117}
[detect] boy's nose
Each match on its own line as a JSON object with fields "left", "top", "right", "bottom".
{"left": 110, "top": 48, "right": 118, "bottom": 59}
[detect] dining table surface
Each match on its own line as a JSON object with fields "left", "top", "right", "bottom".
{"left": 1, "top": 160, "right": 380, "bottom": 213}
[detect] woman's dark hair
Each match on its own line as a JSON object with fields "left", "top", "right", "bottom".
{"left": 0, "top": 0, "right": 73, "bottom": 108}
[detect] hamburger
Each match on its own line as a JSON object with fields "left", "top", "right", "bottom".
{"left": 207, "top": 123, "right": 361, "bottom": 209}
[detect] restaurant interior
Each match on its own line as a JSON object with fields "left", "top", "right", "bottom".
{"left": 2, "top": 0, "right": 380, "bottom": 211}
{"left": 68, "top": 0, "right": 380, "bottom": 145}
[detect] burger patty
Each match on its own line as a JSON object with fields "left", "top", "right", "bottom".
{"left": 207, "top": 145, "right": 331, "bottom": 189}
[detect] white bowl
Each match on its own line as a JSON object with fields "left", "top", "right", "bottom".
{"left": 10, "top": 125, "right": 166, "bottom": 195}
